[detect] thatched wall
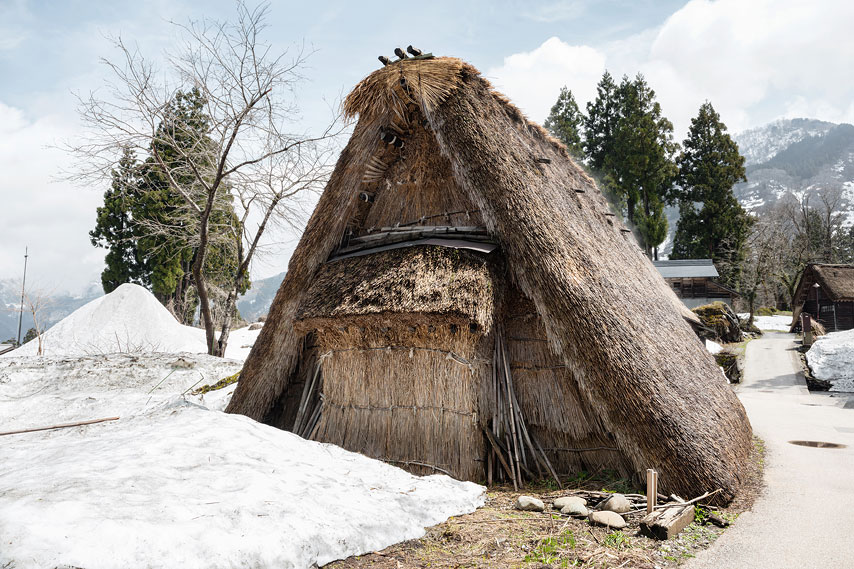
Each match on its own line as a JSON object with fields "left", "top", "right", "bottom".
{"left": 309, "top": 324, "right": 489, "bottom": 480}
{"left": 228, "top": 57, "right": 752, "bottom": 500}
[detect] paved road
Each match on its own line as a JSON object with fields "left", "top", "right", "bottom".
{"left": 686, "top": 332, "right": 854, "bottom": 569}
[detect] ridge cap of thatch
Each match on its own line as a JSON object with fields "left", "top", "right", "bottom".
{"left": 342, "top": 56, "right": 581, "bottom": 169}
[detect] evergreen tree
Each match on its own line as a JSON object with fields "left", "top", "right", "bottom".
{"left": 611, "top": 75, "right": 677, "bottom": 259}
{"left": 671, "top": 102, "right": 752, "bottom": 286}
{"left": 584, "top": 71, "right": 620, "bottom": 172}
{"left": 544, "top": 86, "right": 584, "bottom": 157}
{"left": 90, "top": 146, "right": 148, "bottom": 293}
{"left": 23, "top": 328, "right": 38, "bottom": 344}
{"left": 90, "top": 89, "right": 246, "bottom": 324}
{"left": 584, "top": 72, "right": 677, "bottom": 258}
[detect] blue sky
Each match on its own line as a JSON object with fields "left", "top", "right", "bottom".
{"left": 1, "top": 0, "right": 853, "bottom": 292}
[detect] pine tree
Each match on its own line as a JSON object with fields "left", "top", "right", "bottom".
{"left": 584, "top": 71, "right": 620, "bottom": 172}
{"left": 671, "top": 102, "right": 752, "bottom": 286}
{"left": 611, "top": 75, "right": 678, "bottom": 259}
{"left": 89, "top": 146, "right": 149, "bottom": 293}
{"left": 90, "top": 89, "right": 246, "bottom": 324}
{"left": 544, "top": 86, "right": 584, "bottom": 157}
{"left": 584, "top": 72, "right": 677, "bottom": 258}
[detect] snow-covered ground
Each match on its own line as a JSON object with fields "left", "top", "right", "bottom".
{"left": 806, "top": 329, "right": 854, "bottom": 392}
{"left": 0, "top": 286, "right": 485, "bottom": 568}
{"left": 6, "top": 283, "right": 262, "bottom": 360}
{"left": 706, "top": 339, "right": 723, "bottom": 354}
{"left": 739, "top": 313, "right": 793, "bottom": 331}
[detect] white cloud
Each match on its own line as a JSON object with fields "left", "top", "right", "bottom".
{"left": 0, "top": 101, "right": 104, "bottom": 293}
{"left": 644, "top": 0, "right": 854, "bottom": 134}
{"left": 486, "top": 37, "right": 607, "bottom": 124}
{"left": 485, "top": 0, "right": 854, "bottom": 137}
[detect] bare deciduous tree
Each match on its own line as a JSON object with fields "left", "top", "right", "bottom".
{"left": 66, "top": 2, "right": 339, "bottom": 356}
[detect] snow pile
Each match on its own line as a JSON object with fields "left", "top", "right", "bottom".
{"left": 706, "top": 339, "right": 723, "bottom": 354}
{"left": 806, "top": 329, "right": 854, "bottom": 392}
{"left": 739, "top": 313, "right": 792, "bottom": 331}
{"left": 10, "top": 283, "right": 203, "bottom": 356}
{"left": 6, "top": 283, "right": 262, "bottom": 361}
{"left": 0, "top": 353, "right": 485, "bottom": 568}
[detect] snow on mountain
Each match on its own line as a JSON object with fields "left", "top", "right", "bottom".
{"left": 237, "top": 270, "right": 285, "bottom": 322}
{"left": 0, "top": 279, "right": 102, "bottom": 343}
{"left": 733, "top": 119, "right": 854, "bottom": 227}
{"left": 734, "top": 118, "right": 837, "bottom": 167}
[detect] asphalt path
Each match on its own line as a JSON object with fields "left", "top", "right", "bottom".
{"left": 685, "top": 332, "right": 854, "bottom": 569}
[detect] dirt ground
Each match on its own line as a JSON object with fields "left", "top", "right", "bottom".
{"left": 325, "top": 439, "right": 764, "bottom": 569}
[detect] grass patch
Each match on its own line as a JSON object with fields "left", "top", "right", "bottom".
{"left": 191, "top": 371, "right": 240, "bottom": 395}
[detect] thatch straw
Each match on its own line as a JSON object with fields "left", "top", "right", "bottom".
{"left": 295, "top": 247, "right": 495, "bottom": 332}
{"left": 311, "top": 324, "right": 488, "bottom": 480}
{"left": 228, "top": 56, "right": 752, "bottom": 502}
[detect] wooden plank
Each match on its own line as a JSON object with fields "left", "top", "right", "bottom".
{"left": 640, "top": 504, "right": 695, "bottom": 540}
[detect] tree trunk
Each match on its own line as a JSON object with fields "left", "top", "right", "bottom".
{"left": 214, "top": 286, "right": 238, "bottom": 357}
{"left": 194, "top": 207, "right": 216, "bottom": 355}
{"left": 748, "top": 291, "right": 756, "bottom": 327}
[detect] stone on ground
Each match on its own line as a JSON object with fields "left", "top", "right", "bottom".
{"left": 561, "top": 503, "right": 589, "bottom": 517}
{"left": 589, "top": 510, "right": 627, "bottom": 529}
{"left": 600, "top": 493, "right": 631, "bottom": 514}
{"left": 515, "top": 496, "right": 544, "bottom": 512}
{"left": 553, "top": 496, "right": 587, "bottom": 510}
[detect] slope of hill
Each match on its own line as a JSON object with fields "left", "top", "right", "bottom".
{"left": 733, "top": 119, "right": 854, "bottom": 224}
{"left": 237, "top": 271, "right": 285, "bottom": 321}
{"left": 0, "top": 280, "right": 102, "bottom": 343}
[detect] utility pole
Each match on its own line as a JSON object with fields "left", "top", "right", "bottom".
{"left": 16, "top": 247, "right": 28, "bottom": 346}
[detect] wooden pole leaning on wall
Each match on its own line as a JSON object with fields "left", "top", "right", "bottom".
{"left": 646, "top": 469, "right": 659, "bottom": 514}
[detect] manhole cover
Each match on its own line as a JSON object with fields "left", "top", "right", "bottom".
{"left": 788, "top": 440, "right": 847, "bottom": 449}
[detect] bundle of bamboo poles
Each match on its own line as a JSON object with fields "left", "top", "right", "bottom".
{"left": 292, "top": 352, "right": 328, "bottom": 439}
{"left": 484, "top": 328, "right": 561, "bottom": 490}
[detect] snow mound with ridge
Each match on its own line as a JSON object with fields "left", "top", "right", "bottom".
{"left": 10, "top": 283, "right": 205, "bottom": 357}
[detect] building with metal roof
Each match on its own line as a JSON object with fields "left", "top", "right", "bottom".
{"left": 653, "top": 259, "right": 738, "bottom": 309}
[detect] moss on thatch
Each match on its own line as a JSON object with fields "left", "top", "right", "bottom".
{"left": 227, "top": 56, "right": 752, "bottom": 501}
{"left": 692, "top": 302, "right": 743, "bottom": 343}
{"left": 295, "top": 247, "right": 495, "bottom": 331}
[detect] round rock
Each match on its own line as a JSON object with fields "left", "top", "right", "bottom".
{"left": 560, "top": 503, "right": 589, "bottom": 517}
{"left": 600, "top": 493, "right": 632, "bottom": 514}
{"left": 588, "top": 510, "right": 627, "bottom": 529}
{"left": 515, "top": 495, "right": 545, "bottom": 512}
{"left": 553, "top": 496, "right": 587, "bottom": 510}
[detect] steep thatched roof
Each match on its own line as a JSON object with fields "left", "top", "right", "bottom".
{"left": 227, "top": 57, "right": 752, "bottom": 500}
{"left": 795, "top": 264, "right": 854, "bottom": 303}
{"left": 295, "top": 246, "right": 496, "bottom": 331}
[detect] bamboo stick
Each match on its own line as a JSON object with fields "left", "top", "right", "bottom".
{"left": 0, "top": 416, "right": 119, "bottom": 437}
{"left": 483, "top": 427, "right": 515, "bottom": 482}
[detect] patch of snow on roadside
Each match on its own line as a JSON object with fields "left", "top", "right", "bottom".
{"left": 738, "top": 314, "right": 792, "bottom": 331}
{"left": 0, "top": 353, "right": 485, "bottom": 569}
{"left": 806, "top": 329, "right": 854, "bottom": 392}
{"left": 705, "top": 340, "right": 723, "bottom": 354}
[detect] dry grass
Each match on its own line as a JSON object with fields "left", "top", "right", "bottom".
{"left": 325, "top": 438, "right": 765, "bottom": 569}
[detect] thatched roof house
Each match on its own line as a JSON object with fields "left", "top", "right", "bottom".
{"left": 790, "top": 264, "right": 854, "bottom": 332}
{"left": 227, "top": 56, "right": 752, "bottom": 500}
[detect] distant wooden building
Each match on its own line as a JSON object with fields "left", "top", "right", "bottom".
{"left": 791, "top": 264, "right": 854, "bottom": 332}
{"left": 653, "top": 259, "right": 739, "bottom": 309}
